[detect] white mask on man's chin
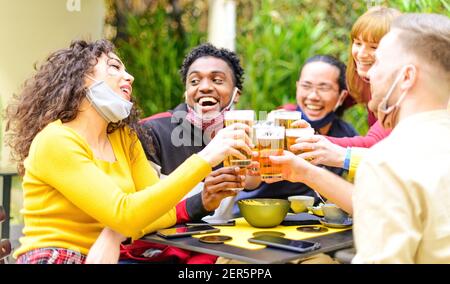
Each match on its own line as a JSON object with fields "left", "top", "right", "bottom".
{"left": 187, "top": 87, "right": 239, "bottom": 115}
{"left": 377, "top": 65, "right": 411, "bottom": 129}
{"left": 185, "top": 87, "right": 240, "bottom": 129}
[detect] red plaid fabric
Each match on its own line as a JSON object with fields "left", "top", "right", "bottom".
{"left": 120, "top": 240, "right": 217, "bottom": 264}
{"left": 119, "top": 201, "right": 218, "bottom": 264}
{"left": 16, "top": 248, "right": 86, "bottom": 264}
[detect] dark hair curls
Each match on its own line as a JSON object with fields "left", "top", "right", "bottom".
{"left": 179, "top": 43, "right": 244, "bottom": 91}
{"left": 5, "top": 39, "right": 149, "bottom": 175}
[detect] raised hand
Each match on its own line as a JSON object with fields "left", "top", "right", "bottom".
{"left": 198, "top": 123, "right": 253, "bottom": 167}
{"left": 201, "top": 167, "right": 243, "bottom": 211}
{"left": 268, "top": 151, "right": 316, "bottom": 184}
{"left": 289, "top": 135, "right": 346, "bottom": 168}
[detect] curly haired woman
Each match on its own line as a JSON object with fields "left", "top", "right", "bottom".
{"left": 5, "top": 39, "right": 252, "bottom": 264}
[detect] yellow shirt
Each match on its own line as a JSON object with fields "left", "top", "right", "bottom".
{"left": 353, "top": 110, "right": 450, "bottom": 263}
{"left": 14, "top": 120, "right": 211, "bottom": 257}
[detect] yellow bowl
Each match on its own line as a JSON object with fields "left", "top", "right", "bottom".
{"left": 288, "top": 195, "right": 314, "bottom": 213}
{"left": 307, "top": 205, "right": 324, "bottom": 217}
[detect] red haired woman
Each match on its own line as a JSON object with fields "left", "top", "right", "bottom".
{"left": 292, "top": 7, "right": 401, "bottom": 179}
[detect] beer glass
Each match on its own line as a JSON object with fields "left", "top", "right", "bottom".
{"left": 272, "top": 110, "right": 302, "bottom": 129}
{"left": 270, "top": 110, "right": 302, "bottom": 149}
{"left": 255, "top": 126, "right": 285, "bottom": 181}
{"left": 249, "top": 120, "right": 271, "bottom": 174}
{"left": 223, "top": 110, "right": 255, "bottom": 190}
{"left": 285, "top": 127, "right": 315, "bottom": 153}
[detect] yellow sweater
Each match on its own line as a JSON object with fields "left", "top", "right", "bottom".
{"left": 14, "top": 120, "right": 211, "bottom": 257}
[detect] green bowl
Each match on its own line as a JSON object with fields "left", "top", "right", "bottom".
{"left": 238, "top": 198, "right": 290, "bottom": 228}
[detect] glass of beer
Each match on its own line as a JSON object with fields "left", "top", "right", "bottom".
{"left": 255, "top": 125, "right": 285, "bottom": 181}
{"left": 270, "top": 110, "right": 302, "bottom": 149}
{"left": 223, "top": 110, "right": 255, "bottom": 190}
{"left": 249, "top": 120, "right": 271, "bottom": 174}
{"left": 272, "top": 110, "right": 302, "bottom": 129}
{"left": 285, "top": 127, "right": 315, "bottom": 153}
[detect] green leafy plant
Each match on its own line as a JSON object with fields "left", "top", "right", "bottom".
{"left": 107, "top": 0, "right": 449, "bottom": 134}
{"left": 108, "top": 1, "right": 207, "bottom": 117}
{"left": 235, "top": 0, "right": 449, "bottom": 134}
{"left": 236, "top": 2, "right": 342, "bottom": 113}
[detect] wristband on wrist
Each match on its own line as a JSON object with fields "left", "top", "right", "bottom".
{"left": 343, "top": 147, "right": 351, "bottom": 170}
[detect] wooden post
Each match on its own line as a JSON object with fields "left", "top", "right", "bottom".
{"left": 208, "top": 0, "right": 236, "bottom": 51}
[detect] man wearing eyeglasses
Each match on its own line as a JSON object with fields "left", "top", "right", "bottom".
{"left": 293, "top": 55, "right": 356, "bottom": 137}
{"left": 215, "top": 55, "right": 358, "bottom": 264}
{"left": 232, "top": 55, "right": 357, "bottom": 223}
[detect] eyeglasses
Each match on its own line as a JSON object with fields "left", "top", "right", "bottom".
{"left": 298, "top": 82, "right": 338, "bottom": 95}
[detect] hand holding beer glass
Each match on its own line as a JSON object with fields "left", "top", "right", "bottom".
{"left": 290, "top": 134, "right": 348, "bottom": 167}
{"left": 286, "top": 127, "right": 315, "bottom": 160}
{"left": 223, "top": 110, "right": 255, "bottom": 191}
{"left": 198, "top": 120, "right": 253, "bottom": 168}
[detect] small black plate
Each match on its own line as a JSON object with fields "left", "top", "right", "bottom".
{"left": 252, "top": 231, "right": 286, "bottom": 238}
{"left": 319, "top": 217, "right": 353, "bottom": 228}
{"left": 296, "top": 225, "right": 328, "bottom": 233}
{"left": 198, "top": 235, "right": 233, "bottom": 244}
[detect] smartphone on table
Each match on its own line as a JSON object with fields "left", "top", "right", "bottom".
{"left": 248, "top": 235, "right": 321, "bottom": 253}
{"left": 157, "top": 225, "right": 220, "bottom": 239}
{"left": 185, "top": 220, "right": 236, "bottom": 226}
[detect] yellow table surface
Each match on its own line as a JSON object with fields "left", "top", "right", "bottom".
{"left": 192, "top": 217, "right": 351, "bottom": 250}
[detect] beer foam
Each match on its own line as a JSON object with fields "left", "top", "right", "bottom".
{"left": 271, "top": 110, "right": 302, "bottom": 120}
{"left": 224, "top": 110, "right": 255, "bottom": 121}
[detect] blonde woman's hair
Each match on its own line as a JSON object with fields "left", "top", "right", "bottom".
{"left": 346, "top": 6, "right": 401, "bottom": 103}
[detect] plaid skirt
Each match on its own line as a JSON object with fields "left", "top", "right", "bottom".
{"left": 16, "top": 248, "right": 86, "bottom": 264}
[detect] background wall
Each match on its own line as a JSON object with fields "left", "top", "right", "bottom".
{"left": 0, "top": 0, "right": 106, "bottom": 252}
{"left": 0, "top": 0, "right": 105, "bottom": 166}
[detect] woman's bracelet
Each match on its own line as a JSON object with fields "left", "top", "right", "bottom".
{"left": 343, "top": 147, "right": 351, "bottom": 170}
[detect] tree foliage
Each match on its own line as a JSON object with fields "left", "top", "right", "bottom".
{"left": 106, "top": 0, "right": 449, "bottom": 133}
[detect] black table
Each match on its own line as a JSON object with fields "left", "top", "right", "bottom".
{"left": 0, "top": 166, "right": 18, "bottom": 239}
{"left": 142, "top": 227, "right": 353, "bottom": 264}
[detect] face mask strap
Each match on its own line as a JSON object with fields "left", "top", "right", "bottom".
{"left": 333, "top": 90, "right": 347, "bottom": 112}
{"left": 85, "top": 74, "right": 98, "bottom": 83}
{"left": 391, "top": 90, "right": 408, "bottom": 110}
{"left": 379, "top": 66, "right": 408, "bottom": 113}
{"left": 224, "top": 87, "right": 239, "bottom": 111}
{"left": 361, "top": 76, "right": 370, "bottom": 83}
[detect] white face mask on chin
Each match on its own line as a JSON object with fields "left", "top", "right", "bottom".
{"left": 85, "top": 76, "right": 133, "bottom": 123}
{"left": 186, "top": 87, "right": 239, "bottom": 130}
{"left": 377, "top": 66, "right": 410, "bottom": 129}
